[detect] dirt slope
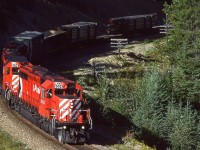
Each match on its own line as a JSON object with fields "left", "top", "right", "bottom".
{"left": 0, "top": 0, "right": 165, "bottom": 42}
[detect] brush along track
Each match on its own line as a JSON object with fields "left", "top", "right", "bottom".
{"left": 0, "top": 96, "right": 96, "bottom": 150}
{"left": 73, "top": 143, "right": 99, "bottom": 150}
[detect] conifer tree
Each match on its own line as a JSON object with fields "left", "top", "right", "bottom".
{"left": 164, "top": 0, "right": 200, "bottom": 104}
{"left": 132, "top": 69, "right": 169, "bottom": 146}
{"left": 164, "top": 102, "right": 199, "bottom": 149}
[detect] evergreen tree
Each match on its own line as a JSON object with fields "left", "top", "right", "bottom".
{"left": 132, "top": 69, "right": 169, "bottom": 146}
{"left": 164, "top": 102, "right": 200, "bottom": 149}
{"left": 164, "top": 0, "right": 200, "bottom": 104}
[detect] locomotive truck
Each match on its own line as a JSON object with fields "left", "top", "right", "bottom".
{"left": 0, "top": 45, "right": 92, "bottom": 144}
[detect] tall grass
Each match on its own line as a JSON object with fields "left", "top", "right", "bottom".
{"left": 0, "top": 129, "right": 28, "bottom": 150}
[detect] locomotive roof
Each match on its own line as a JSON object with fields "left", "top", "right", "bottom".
{"left": 21, "top": 65, "right": 75, "bottom": 83}
{"left": 14, "top": 31, "right": 44, "bottom": 40}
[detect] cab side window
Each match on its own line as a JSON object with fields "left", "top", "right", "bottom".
{"left": 47, "top": 89, "right": 52, "bottom": 98}
{"left": 4, "top": 67, "right": 10, "bottom": 74}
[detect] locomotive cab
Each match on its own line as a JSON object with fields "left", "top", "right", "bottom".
{"left": 40, "top": 80, "right": 91, "bottom": 143}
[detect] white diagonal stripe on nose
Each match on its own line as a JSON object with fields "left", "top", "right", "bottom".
{"left": 60, "top": 102, "right": 70, "bottom": 111}
{"left": 61, "top": 110, "right": 69, "bottom": 119}
{"left": 12, "top": 75, "right": 18, "bottom": 80}
{"left": 59, "top": 99, "right": 68, "bottom": 108}
{"left": 12, "top": 79, "right": 19, "bottom": 85}
{"left": 13, "top": 83, "right": 19, "bottom": 89}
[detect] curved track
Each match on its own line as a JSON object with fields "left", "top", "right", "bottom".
{"left": 0, "top": 33, "right": 162, "bottom": 150}
{"left": 0, "top": 96, "right": 97, "bottom": 150}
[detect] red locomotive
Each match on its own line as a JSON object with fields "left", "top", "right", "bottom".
{"left": 0, "top": 14, "right": 159, "bottom": 144}
{"left": 0, "top": 39, "right": 92, "bottom": 144}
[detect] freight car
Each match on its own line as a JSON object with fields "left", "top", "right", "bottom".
{"left": 7, "top": 31, "right": 45, "bottom": 64}
{"left": 58, "top": 21, "right": 97, "bottom": 43}
{"left": 2, "top": 14, "right": 159, "bottom": 65}
{"left": 106, "top": 13, "right": 159, "bottom": 36}
{"left": 2, "top": 21, "right": 98, "bottom": 65}
{"left": 0, "top": 48, "right": 92, "bottom": 144}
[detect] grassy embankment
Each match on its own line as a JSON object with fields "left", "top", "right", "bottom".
{"left": 0, "top": 129, "right": 28, "bottom": 150}
{"left": 65, "top": 37, "right": 168, "bottom": 150}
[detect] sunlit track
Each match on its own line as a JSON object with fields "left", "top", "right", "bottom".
{"left": 0, "top": 95, "right": 99, "bottom": 150}
{"left": 0, "top": 96, "right": 77, "bottom": 150}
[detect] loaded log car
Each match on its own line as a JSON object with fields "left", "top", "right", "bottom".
{"left": 0, "top": 43, "right": 92, "bottom": 144}
{"left": 3, "top": 21, "right": 97, "bottom": 65}
{"left": 8, "top": 30, "right": 70, "bottom": 64}
{"left": 58, "top": 21, "right": 97, "bottom": 44}
{"left": 5, "top": 31, "right": 45, "bottom": 64}
{"left": 106, "top": 13, "right": 159, "bottom": 36}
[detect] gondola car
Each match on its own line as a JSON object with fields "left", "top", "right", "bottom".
{"left": 106, "top": 13, "right": 159, "bottom": 36}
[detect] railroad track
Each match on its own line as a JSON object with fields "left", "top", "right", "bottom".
{"left": 0, "top": 96, "right": 97, "bottom": 150}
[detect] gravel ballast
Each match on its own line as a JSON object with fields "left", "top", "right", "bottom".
{"left": 0, "top": 96, "right": 72, "bottom": 150}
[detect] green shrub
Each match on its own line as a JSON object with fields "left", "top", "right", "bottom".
{"left": 0, "top": 129, "right": 28, "bottom": 150}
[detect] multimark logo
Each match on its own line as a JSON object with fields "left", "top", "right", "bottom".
{"left": 33, "top": 84, "right": 40, "bottom": 94}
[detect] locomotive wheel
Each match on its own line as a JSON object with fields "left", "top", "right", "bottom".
{"left": 57, "top": 129, "right": 66, "bottom": 144}
{"left": 65, "top": 131, "right": 71, "bottom": 143}
{"left": 48, "top": 122, "right": 53, "bottom": 136}
{"left": 5, "top": 89, "right": 12, "bottom": 107}
{"left": 71, "top": 130, "right": 78, "bottom": 144}
{"left": 14, "top": 103, "right": 20, "bottom": 113}
{"left": 4, "top": 88, "right": 8, "bottom": 99}
{"left": 85, "top": 131, "right": 90, "bottom": 142}
{"left": 6, "top": 89, "right": 11, "bottom": 101}
{"left": 10, "top": 97, "right": 15, "bottom": 109}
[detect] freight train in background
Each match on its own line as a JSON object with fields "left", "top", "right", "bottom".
{"left": 1, "top": 13, "right": 159, "bottom": 65}
{"left": 0, "top": 13, "right": 159, "bottom": 144}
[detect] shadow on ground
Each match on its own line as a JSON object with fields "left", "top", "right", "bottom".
{"left": 42, "top": 33, "right": 169, "bottom": 149}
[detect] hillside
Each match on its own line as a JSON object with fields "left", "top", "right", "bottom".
{"left": 0, "top": 0, "right": 165, "bottom": 42}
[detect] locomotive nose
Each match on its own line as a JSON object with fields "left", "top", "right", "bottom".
{"left": 59, "top": 98, "right": 81, "bottom": 122}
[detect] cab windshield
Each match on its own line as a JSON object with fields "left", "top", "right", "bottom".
{"left": 12, "top": 67, "right": 19, "bottom": 75}
{"left": 55, "top": 88, "right": 81, "bottom": 98}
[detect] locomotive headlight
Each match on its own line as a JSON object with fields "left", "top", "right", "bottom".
{"left": 81, "top": 126, "right": 85, "bottom": 130}
{"left": 63, "top": 126, "right": 66, "bottom": 129}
